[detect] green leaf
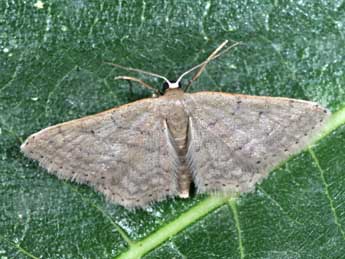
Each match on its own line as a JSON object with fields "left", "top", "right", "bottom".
{"left": 1, "top": 1, "right": 345, "bottom": 258}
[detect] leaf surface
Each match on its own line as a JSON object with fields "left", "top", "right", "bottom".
{"left": 1, "top": 1, "right": 345, "bottom": 258}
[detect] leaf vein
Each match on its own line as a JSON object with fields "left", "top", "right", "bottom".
{"left": 228, "top": 198, "right": 245, "bottom": 259}
{"left": 257, "top": 186, "right": 303, "bottom": 226}
{"left": 0, "top": 236, "right": 40, "bottom": 259}
{"left": 169, "top": 241, "right": 187, "bottom": 259}
{"left": 309, "top": 148, "right": 345, "bottom": 242}
{"left": 67, "top": 183, "right": 135, "bottom": 247}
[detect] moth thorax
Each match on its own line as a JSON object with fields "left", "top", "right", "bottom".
{"left": 166, "top": 108, "right": 188, "bottom": 150}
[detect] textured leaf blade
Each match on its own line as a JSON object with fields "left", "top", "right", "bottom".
{"left": 1, "top": 1, "right": 345, "bottom": 258}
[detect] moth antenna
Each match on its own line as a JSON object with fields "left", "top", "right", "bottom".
{"left": 176, "top": 40, "right": 228, "bottom": 84}
{"left": 106, "top": 62, "right": 177, "bottom": 88}
{"left": 107, "top": 40, "right": 240, "bottom": 91}
{"left": 178, "top": 40, "right": 241, "bottom": 91}
{"left": 207, "top": 41, "right": 241, "bottom": 61}
{"left": 115, "top": 76, "right": 161, "bottom": 96}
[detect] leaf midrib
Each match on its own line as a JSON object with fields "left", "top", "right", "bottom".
{"left": 116, "top": 195, "right": 231, "bottom": 259}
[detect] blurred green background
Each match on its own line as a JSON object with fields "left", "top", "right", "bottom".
{"left": 1, "top": 0, "right": 345, "bottom": 258}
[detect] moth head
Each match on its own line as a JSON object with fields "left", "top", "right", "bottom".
{"left": 162, "top": 80, "right": 182, "bottom": 92}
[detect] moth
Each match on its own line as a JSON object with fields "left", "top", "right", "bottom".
{"left": 21, "top": 41, "right": 330, "bottom": 208}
